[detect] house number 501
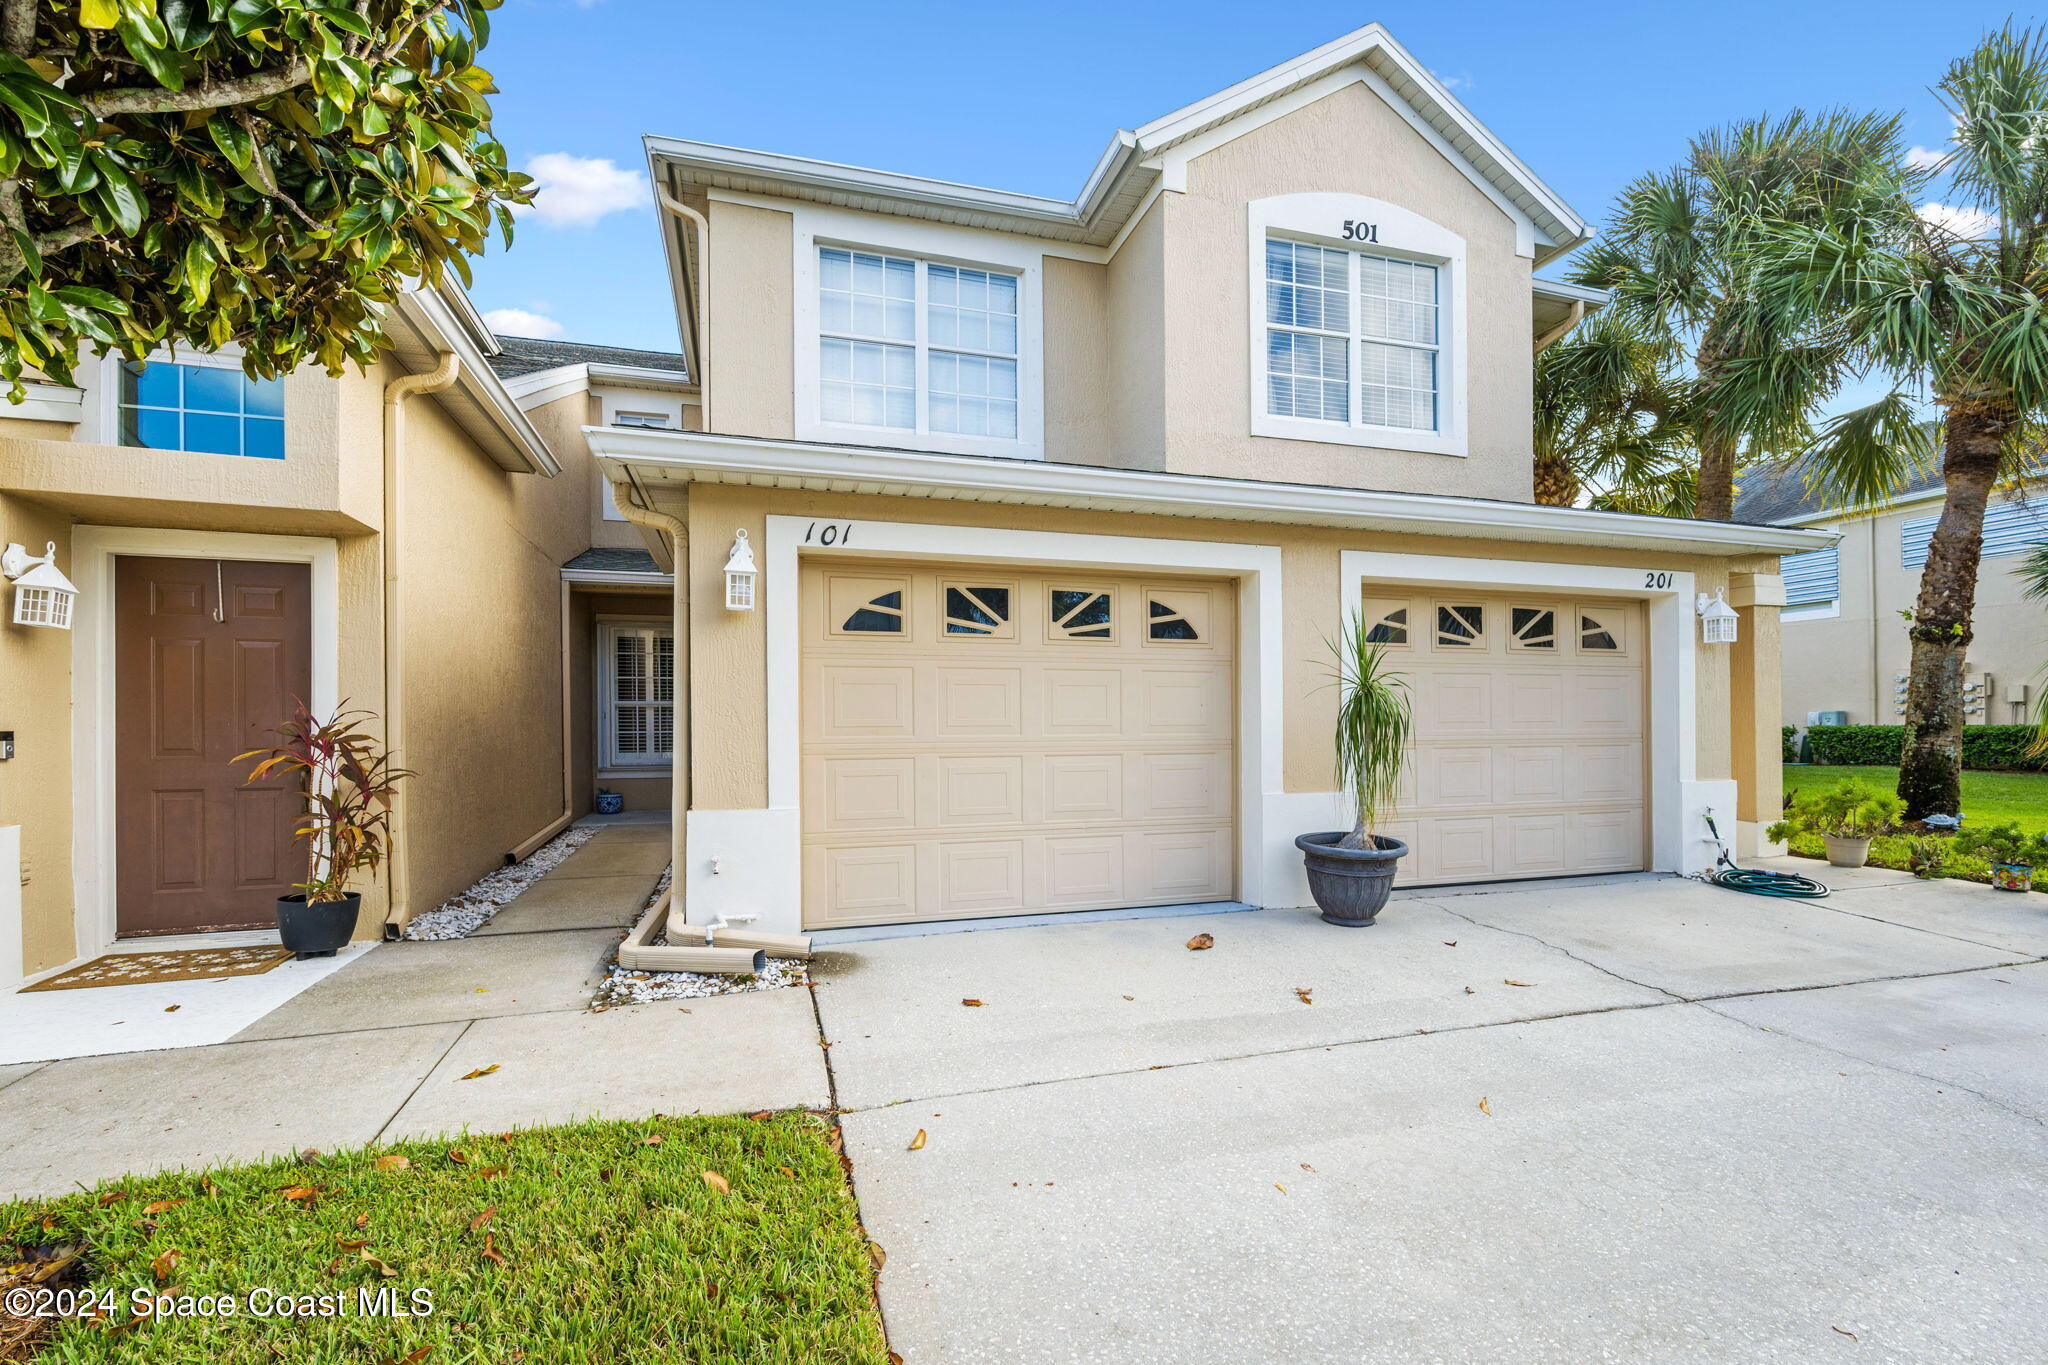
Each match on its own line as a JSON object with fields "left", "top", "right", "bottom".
{"left": 803, "top": 521, "right": 854, "bottom": 546}
{"left": 1340, "top": 220, "right": 1379, "bottom": 242}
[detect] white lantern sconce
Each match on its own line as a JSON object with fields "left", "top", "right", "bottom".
{"left": 3, "top": 541, "right": 77, "bottom": 629}
{"left": 723, "top": 530, "right": 757, "bottom": 611}
{"left": 1697, "top": 589, "right": 1738, "bottom": 644}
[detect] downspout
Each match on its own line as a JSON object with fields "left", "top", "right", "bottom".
{"left": 1532, "top": 300, "right": 1585, "bottom": 355}
{"left": 656, "top": 187, "right": 711, "bottom": 430}
{"left": 381, "top": 351, "right": 460, "bottom": 934}
{"left": 610, "top": 479, "right": 689, "bottom": 911}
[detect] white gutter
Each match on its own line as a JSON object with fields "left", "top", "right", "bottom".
{"left": 656, "top": 188, "right": 713, "bottom": 431}
{"left": 560, "top": 567, "right": 674, "bottom": 586}
{"left": 392, "top": 287, "right": 561, "bottom": 476}
{"left": 587, "top": 428, "right": 1840, "bottom": 557}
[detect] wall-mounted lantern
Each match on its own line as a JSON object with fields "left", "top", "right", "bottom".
{"left": 1697, "top": 589, "right": 1738, "bottom": 644}
{"left": 3, "top": 541, "right": 77, "bottom": 629}
{"left": 723, "top": 530, "right": 757, "bottom": 611}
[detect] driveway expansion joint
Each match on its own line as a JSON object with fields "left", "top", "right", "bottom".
{"left": 1422, "top": 896, "right": 1691, "bottom": 1004}
{"left": 370, "top": 1017, "right": 473, "bottom": 1145}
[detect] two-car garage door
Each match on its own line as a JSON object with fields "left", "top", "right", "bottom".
{"left": 798, "top": 561, "right": 1648, "bottom": 927}
{"left": 800, "top": 562, "right": 1237, "bottom": 929}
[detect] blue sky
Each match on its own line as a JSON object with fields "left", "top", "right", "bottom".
{"left": 469, "top": 0, "right": 2008, "bottom": 358}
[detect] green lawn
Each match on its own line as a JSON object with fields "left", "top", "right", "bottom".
{"left": 1, "top": 1114, "right": 890, "bottom": 1365}
{"left": 1783, "top": 764, "right": 2048, "bottom": 832}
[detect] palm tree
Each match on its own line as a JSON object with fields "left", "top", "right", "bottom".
{"left": 1570, "top": 111, "right": 1911, "bottom": 520}
{"left": 1746, "top": 25, "right": 2048, "bottom": 819}
{"left": 1532, "top": 311, "right": 1695, "bottom": 513}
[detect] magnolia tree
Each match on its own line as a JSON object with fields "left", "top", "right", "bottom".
{"left": 0, "top": 0, "right": 529, "bottom": 391}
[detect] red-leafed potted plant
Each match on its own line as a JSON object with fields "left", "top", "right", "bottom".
{"left": 238, "top": 703, "right": 411, "bottom": 958}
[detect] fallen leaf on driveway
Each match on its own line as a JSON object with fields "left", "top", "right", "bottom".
{"left": 1443, "top": 941, "right": 1457, "bottom": 947}
{"left": 164, "top": 1005, "right": 181, "bottom": 1012}
{"left": 1477, "top": 1097, "right": 1492, "bottom": 1116}
{"left": 868, "top": 1241, "right": 887, "bottom": 1270}
{"left": 1504, "top": 979, "right": 1535, "bottom": 988}
{"left": 1464, "top": 986, "right": 1476, "bottom": 994}
{"left": 701, "top": 1171, "right": 731, "bottom": 1195}
{"left": 1274, "top": 1183, "right": 1287, "bottom": 1193}
{"left": 374, "top": 1155, "right": 410, "bottom": 1172}
{"left": 1832, "top": 1326, "right": 1858, "bottom": 1341}
{"left": 1186, "top": 933, "right": 1214, "bottom": 950}
{"left": 1300, "top": 1163, "right": 1316, "bottom": 1172}
{"left": 961, "top": 999, "right": 984, "bottom": 1007}
{"left": 1122, "top": 994, "right": 1134, "bottom": 1001}
{"left": 1294, "top": 987, "right": 1314, "bottom": 1004}
{"left": 908, "top": 1130, "right": 927, "bottom": 1151}
{"left": 459, "top": 1065, "right": 500, "bottom": 1080}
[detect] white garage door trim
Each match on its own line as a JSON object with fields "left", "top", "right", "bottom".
{"left": 1338, "top": 550, "right": 1725, "bottom": 880}
{"left": 677, "top": 516, "right": 1285, "bottom": 935}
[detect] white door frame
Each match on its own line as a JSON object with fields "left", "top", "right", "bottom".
{"left": 69, "top": 526, "right": 340, "bottom": 961}
{"left": 1338, "top": 549, "right": 1728, "bottom": 877}
{"left": 680, "top": 515, "right": 1286, "bottom": 934}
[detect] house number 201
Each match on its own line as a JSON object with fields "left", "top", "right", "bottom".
{"left": 1644, "top": 571, "right": 1674, "bottom": 589}
{"left": 1340, "top": 220, "right": 1379, "bottom": 242}
{"left": 803, "top": 521, "right": 855, "bottom": 546}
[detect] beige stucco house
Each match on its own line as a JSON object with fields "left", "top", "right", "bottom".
{"left": 0, "top": 285, "right": 695, "bottom": 987}
{"left": 1737, "top": 463, "right": 2048, "bottom": 732}
{"left": 586, "top": 23, "right": 1831, "bottom": 938}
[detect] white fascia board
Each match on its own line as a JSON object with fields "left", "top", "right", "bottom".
{"left": 502, "top": 364, "right": 589, "bottom": 412}
{"left": 0, "top": 382, "right": 86, "bottom": 423}
{"left": 394, "top": 288, "right": 561, "bottom": 476}
{"left": 1533, "top": 278, "right": 1611, "bottom": 306}
{"left": 586, "top": 427, "right": 1839, "bottom": 557}
{"left": 585, "top": 362, "right": 695, "bottom": 392}
{"left": 561, "top": 567, "right": 674, "bottom": 586}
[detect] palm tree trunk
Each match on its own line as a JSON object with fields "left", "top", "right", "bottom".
{"left": 1532, "top": 453, "right": 1579, "bottom": 506}
{"left": 1694, "top": 428, "right": 1737, "bottom": 521}
{"left": 1897, "top": 400, "right": 2013, "bottom": 820}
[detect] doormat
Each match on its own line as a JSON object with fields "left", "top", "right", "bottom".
{"left": 20, "top": 945, "right": 295, "bottom": 992}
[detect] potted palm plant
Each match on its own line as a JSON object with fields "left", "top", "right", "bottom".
{"left": 1766, "top": 779, "right": 1902, "bottom": 869}
{"left": 1295, "top": 616, "right": 1413, "bottom": 926}
{"left": 238, "top": 703, "right": 411, "bottom": 958}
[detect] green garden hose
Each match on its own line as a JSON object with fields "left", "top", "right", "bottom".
{"left": 1708, "top": 865, "right": 1832, "bottom": 898}
{"left": 1700, "top": 813, "right": 1831, "bottom": 899}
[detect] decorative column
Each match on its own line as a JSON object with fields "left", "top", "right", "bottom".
{"left": 1729, "top": 570, "right": 1786, "bottom": 857}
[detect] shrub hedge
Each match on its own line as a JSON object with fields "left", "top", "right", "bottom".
{"left": 1781, "top": 725, "right": 1798, "bottom": 762}
{"left": 1803, "top": 724, "right": 2048, "bottom": 773}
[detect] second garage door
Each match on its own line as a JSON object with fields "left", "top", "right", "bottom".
{"left": 801, "top": 561, "right": 1237, "bottom": 929}
{"left": 1364, "top": 590, "right": 1647, "bottom": 885}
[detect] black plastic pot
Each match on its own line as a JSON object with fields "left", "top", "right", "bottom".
{"left": 276, "top": 892, "right": 360, "bottom": 959}
{"left": 1295, "top": 832, "right": 1408, "bottom": 927}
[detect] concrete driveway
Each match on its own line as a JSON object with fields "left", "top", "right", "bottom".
{"left": 817, "top": 863, "right": 2048, "bottom": 1364}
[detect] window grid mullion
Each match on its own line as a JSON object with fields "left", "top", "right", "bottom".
{"left": 914, "top": 260, "right": 930, "bottom": 436}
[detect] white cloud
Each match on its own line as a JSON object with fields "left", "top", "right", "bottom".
{"left": 482, "top": 307, "right": 565, "bottom": 340}
{"left": 517, "top": 152, "right": 650, "bottom": 228}
{"left": 1906, "top": 145, "right": 1949, "bottom": 170}
{"left": 1917, "top": 201, "right": 1998, "bottom": 239}
{"left": 1433, "top": 70, "right": 1474, "bottom": 91}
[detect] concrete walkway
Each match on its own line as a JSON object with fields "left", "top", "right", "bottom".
{"left": 818, "top": 863, "right": 2048, "bottom": 1363}
{"left": 0, "top": 824, "right": 829, "bottom": 1200}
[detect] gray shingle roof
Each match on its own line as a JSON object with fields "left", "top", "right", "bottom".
{"left": 488, "top": 335, "right": 689, "bottom": 382}
{"left": 564, "top": 547, "right": 665, "bottom": 575}
{"left": 1733, "top": 426, "right": 1945, "bottom": 524}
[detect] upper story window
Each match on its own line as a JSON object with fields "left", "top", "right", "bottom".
{"left": 119, "top": 357, "right": 284, "bottom": 459}
{"left": 1264, "top": 238, "right": 1440, "bottom": 434}
{"left": 612, "top": 410, "right": 673, "bottom": 429}
{"left": 817, "top": 246, "right": 1020, "bottom": 441}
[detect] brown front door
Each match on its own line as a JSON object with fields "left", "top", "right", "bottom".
{"left": 115, "top": 556, "right": 312, "bottom": 936}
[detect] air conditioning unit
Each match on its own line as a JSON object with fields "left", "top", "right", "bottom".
{"left": 1811, "top": 710, "right": 1850, "bottom": 726}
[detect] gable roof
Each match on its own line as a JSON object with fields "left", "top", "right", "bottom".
{"left": 644, "top": 23, "right": 1589, "bottom": 261}
{"left": 486, "top": 336, "right": 690, "bottom": 382}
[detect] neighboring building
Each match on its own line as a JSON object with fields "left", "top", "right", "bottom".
{"left": 582, "top": 22, "right": 1827, "bottom": 937}
{"left": 1736, "top": 462, "right": 2048, "bottom": 732}
{"left": 0, "top": 285, "right": 693, "bottom": 986}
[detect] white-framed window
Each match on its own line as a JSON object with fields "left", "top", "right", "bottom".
{"left": 816, "top": 245, "right": 1020, "bottom": 442}
{"left": 599, "top": 621, "right": 674, "bottom": 769}
{"left": 115, "top": 350, "right": 285, "bottom": 459}
{"left": 1265, "top": 238, "right": 1440, "bottom": 434}
{"left": 1248, "top": 194, "right": 1466, "bottom": 457}
{"left": 612, "top": 410, "right": 672, "bottom": 429}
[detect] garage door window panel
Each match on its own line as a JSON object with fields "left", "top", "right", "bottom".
{"left": 1576, "top": 604, "right": 1627, "bottom": 655}
{"left": 1050, "top": 587, "right": 1115, "bottom": 641}
{"left": 828, "top": 575, "right": 910, "bottom": 637}
{"left": 1434, "top": 603, "right": 1486, "bottom": 649}
{"left": 944, "top": 583, "right": 1014, "bottom": 638}
{"left": 1363, "top": 597, "right": 1412, "bottom": 647}
{"left": 1509, "top": 607, "right": 1557, "bottom": 651}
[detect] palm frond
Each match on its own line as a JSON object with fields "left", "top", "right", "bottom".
{"left": 1794, "top": 390, "right": 1937, "bottom": 513}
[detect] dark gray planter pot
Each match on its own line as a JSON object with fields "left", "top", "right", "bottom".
{"left": 1295, "top": 832, "right": 1408, "bottom": 927}
{"left": 276, "top": 892, "right": 360, "bottom": 959}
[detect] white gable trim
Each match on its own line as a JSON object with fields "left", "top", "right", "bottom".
{"left": 1148, "top": 62, "right": 1543, "bottom": 258}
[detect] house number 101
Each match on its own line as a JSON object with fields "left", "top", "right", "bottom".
{"left": 1340, "top": 220, "right": 1379, "bottom": 243}
{"left": 803, "top": 521, "right": 854, "bottom": 546}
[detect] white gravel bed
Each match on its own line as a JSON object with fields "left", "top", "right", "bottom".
{"left": 591, "top": 862, "right": 809, "bottom": 1007}
{"left": 402, "top": 826, "right": 602, "bottom": 940}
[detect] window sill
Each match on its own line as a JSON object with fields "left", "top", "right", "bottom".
{"left": 1250, "top": 411, "right": 1465, "bottom": 457}
{"left": 596, "top": 767, "right": 673, "bottom": 780}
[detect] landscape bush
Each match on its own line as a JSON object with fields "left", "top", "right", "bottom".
{"left": 1803, "top": 724, "right": 2048, "bottom": 772}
